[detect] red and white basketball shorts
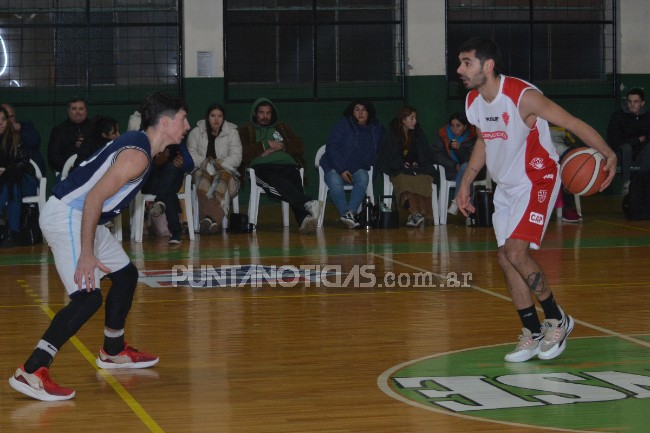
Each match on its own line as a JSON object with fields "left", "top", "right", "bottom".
{"left": 492, "top": 174, "right": 560, "bottom": 249}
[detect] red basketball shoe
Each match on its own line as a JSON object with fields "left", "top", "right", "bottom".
{"left": 96, "top": 344, "right": 159, "bottom": 369}
{"left": 8, "top": 365, "right": 76, "bottom": 401}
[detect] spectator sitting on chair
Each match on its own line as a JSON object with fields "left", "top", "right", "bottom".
{"left": 607, "top": 87, "right": 650, "bottom": 195}
{"left": 0, "top": 106, "right": 39, "bottom": 247}
{"left": 378, "top": 105, "right": 436, "bottom": 228}
{"left": 238, "top": 97, "right": 321, "bottom": 234}
{"left": 1, "top": 103, "right": 46, "bottom": 177}
{"left": 187, "top": 102, "right": 242, "bottom": 234}
{"left": 320, "top": 99, "right": 384, "bottom": 228}
{"left": 141, "top": 140, "right": 193, "bottom": 244}
{"left": 432, "top": 112, "right": 478, "bottom": 216}
{"left": 74, "top": 116, "right": 120, "bottom": 169}
{"left": 47, "top": 96, "right": 92, "bottom": 178}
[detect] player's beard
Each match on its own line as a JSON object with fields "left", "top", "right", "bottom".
{"left": 462, "top": 70, "right": 488, "bottom": 90}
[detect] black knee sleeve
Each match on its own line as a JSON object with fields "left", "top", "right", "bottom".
{"left": 43, "top": 289, "right": 103, "bottom": 349}
{"left": 105, "top": 262, "right": 138, "bottom": 330}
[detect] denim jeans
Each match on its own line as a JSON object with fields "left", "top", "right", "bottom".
{"left": 0, "top": 183, "right": 23, "bottom": 231}
{"left": 324, "top": 169, "right": 369, "bottom": 215}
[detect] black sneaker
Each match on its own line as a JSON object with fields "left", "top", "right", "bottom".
{"left": 1, "top": 230, "right": 20, "bottom": 248}
{"left": 340, "top": 211, "right": 359, "bottom": 228}
{"left": 168, "top": 231, "right": 182, "bottom": 244}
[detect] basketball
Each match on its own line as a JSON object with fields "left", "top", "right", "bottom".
{"left": 560, "top": 147, "right": 608, "bottom": 196}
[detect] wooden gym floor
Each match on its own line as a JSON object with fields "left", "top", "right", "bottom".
{"left": 1, "top": 194, "right": 649, "bottom": 433}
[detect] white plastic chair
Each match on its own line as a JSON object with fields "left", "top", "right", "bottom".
{"left": 438, "top": 164, "right": 492, "bottom": 225}
{"left": 314, "top": 145, "right": 374, "bottom": 228}
{"left": 22, "top": 160, "right": 47, "bottom": 214}
{"left": 191, "top": 180, "right": 240, "bottom": 231}
{"left": 383, "top": 173, "right": 439, "bottom": 226}
{"left": 247, "top": 167, "right": 304, "bottom": 227}
{"left": 60, "top": 154, "right": 123, "bottom": 241}
{"left": 132, "top": 173, "right": 194, "bottom": 242}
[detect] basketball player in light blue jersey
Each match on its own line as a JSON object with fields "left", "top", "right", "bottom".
{"left": 9, "top": 92, "right": 190, "bottom": 401}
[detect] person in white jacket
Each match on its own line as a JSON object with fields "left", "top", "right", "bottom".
{"left": 187, "top": 103, "right": 242, "bottom": 233}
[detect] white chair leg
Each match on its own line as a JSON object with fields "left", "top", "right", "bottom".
{"left": 438, "top": 180, "right": 450, "bottom": 225}
{"left": 383, "top": 174, "right": 393, "bottom": 208}
{"left": 184, "top": 200, "right": 195, "bottom": 241}
{"left": 317, "top": 184, "right": 328, "bottom": 228}
{"left": 248, "top": 186, "right": 260, "bottom": 225}
{"left": 432, "top": 183, "right": 440, "bottom": 226}
{"left": 113, "top": 214, "right": 123, "bottom": 241}
{"left": 192, "top": 185, "right": 199, "bottom": 230}
{"left": 281, "top": 201, "right": 290, "bottom": 227}
{"left": 133, "top": 193, "right": 145, "bottom": 243}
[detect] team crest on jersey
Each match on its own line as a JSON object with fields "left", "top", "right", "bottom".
{"left": 529, "top": 212, "right": 544, "bottom": 225}
{"left": 529, "top": 157, "right": 545, "bottom": 170}
{"left": 502, "top": 112, "right": 510, "bottom": 126}
{"left": 538, "top": 190, "right": 548, "bottom": 203}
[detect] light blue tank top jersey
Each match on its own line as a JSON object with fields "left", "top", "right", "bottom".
{"left": 53, "top": 131, "right": 152, "bottom": 224}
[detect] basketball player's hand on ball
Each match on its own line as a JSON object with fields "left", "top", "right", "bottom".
{"left": 74, "top": 253, "right": 111, "bottom": 292}
{"left": 601, "top": 152, "right": 617, "bottom": 191}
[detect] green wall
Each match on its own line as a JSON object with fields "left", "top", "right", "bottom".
{"left": 10, "top": 74, "right": 644, "bottom": 198}
{"left": 184, "top": 75, "right": 628, "bottom": 198}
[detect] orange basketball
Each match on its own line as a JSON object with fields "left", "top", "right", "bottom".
{"left": 560, "top": 147, "right": 608, "bottom": 196}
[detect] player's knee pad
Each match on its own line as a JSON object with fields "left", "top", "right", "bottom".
{"left": 105, "top": 263, "right": 138, "bottom": 330}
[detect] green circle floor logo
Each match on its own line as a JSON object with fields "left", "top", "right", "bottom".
{"left": 378, "top": 336, "right": 650, "bottom": 432}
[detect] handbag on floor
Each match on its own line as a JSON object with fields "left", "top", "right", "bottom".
{"left": 375, "top": 195, "right": 399, "bottom": 229}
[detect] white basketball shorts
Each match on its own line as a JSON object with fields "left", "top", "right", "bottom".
{"left": 39, "top": 197, "right": 130, "bottom": 295}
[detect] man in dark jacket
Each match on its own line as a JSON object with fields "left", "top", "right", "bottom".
{"left": 606, "top": 87, "right": 650, "bottom": 195}
{"left": 47, "top": 96, "right": 92, "bottom": 177}
{"left": 238, "top": 97, "right": 321, "bottom": 234}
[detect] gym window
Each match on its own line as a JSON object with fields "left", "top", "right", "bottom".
{"left": 446, "top": 0, "right": 616, "bottom": 98}
{"left": 224, "top": 0, "right": 405, "bottom": 102}
{"left": 0, "top": 0, "right": 182, "bottom": 105}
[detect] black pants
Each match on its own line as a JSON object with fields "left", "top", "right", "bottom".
{"left": 142, "top": 162, "right": 185, "bottom": 234}
{"left": 252, "top": 164, "right": 311, "bottom": 225}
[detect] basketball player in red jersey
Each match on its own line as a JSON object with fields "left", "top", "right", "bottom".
{"left": 455, "top": 37, "right": 616, "bottom": 362}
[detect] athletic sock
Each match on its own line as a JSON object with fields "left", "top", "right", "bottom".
{"left": 539, "top": 293, "right": 563, "bottom": 321}
{"left": 103, "top": 328, "right": 125, "bottom": 356}
{"left": 517, "top": 305, "right": 542, "bottom": 334}
{"left": 24, "top": 340, "right": 58, "bottom": 373}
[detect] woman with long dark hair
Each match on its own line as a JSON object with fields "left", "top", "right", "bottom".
{"left": 378, "top": 105, "right": 436, "bottom": 227}
{"left": 187, "top": 102, "right": 242, "bottom": 234}
{"left": 0, "top": 106, "right": 37, "bottom": 246}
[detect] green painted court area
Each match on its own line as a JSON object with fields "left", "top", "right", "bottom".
{"left": 386, "top": 336, "right": 650, "bottom": 432}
